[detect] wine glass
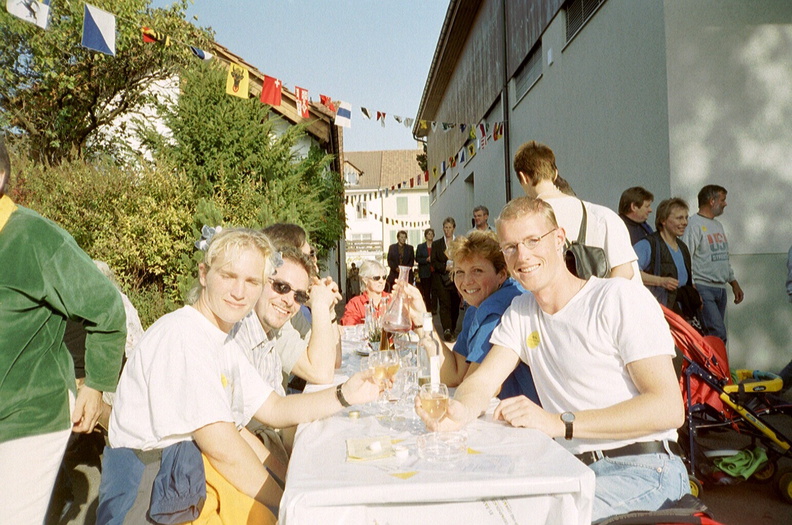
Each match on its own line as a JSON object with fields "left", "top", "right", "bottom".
{"left": 419, "top": 383, "right": 449, "bottom": 434}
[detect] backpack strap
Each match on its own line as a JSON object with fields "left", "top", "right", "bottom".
{"left": 576, "top": 200, "right": 587, "bottom": 244}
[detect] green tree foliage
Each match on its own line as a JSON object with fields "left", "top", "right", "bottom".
{"left": 140, "top": 62, "right": 344, "bottom": 257}
{"left": 10, "top": 149, "right": 194, "bottom": 326}
{"left": 0, "top": 0, "right": 211, "bottom": 165}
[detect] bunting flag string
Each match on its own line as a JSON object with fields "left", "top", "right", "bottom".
{"left": 350, "top": 201, "right": 430, "bottom": 229}
{"left": 6, "top": 0, "right": 505, "bottom": 194}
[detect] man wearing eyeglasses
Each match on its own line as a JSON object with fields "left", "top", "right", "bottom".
{"left": 417, "top": 197, "right": 688, "bottom": 522}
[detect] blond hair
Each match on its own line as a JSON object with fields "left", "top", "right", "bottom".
{"left": 188, "top": 228, "right": 275, "bottom": 303}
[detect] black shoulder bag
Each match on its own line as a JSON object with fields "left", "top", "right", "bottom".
{"left": 564, "top": 201, "right": 610, "bottom": 279}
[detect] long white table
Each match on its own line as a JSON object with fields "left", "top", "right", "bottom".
{"left": 279, "top": 383, "right": 595, "bottom": 524}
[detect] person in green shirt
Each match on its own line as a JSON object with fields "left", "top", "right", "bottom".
{"left": 0, "top": 136, "right": 127, "bottom": 523}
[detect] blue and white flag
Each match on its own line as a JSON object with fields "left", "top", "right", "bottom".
{"left": 189, "top": 46, "right": 213, "bottom": 61}
{"left": 335, "top": 101, "right": 351, "bottom": 128}
{"left": 6, "top": 0, "right": 50, "bottom": 29}
{"left": 82, "top": 4, "right": 116, "bottom": 56}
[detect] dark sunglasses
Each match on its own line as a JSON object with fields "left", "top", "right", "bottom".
{"left": 367, "top": 275, "right": 388, "bottom": 281}
{"left": 269, "top": 278, "right": 310, "bottom": 305}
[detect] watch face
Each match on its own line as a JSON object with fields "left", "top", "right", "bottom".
{"left": 561, "top": 412, "right": 575, "bottom": 423}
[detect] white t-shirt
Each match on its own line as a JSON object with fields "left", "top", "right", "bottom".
{"left": 229, "top": 312, "right": 286, "bottom": 396}
{"left": 545, "top": 195, "right": 641, "bottom": 283}
{"left": 490, "top": 277, "right": 677, "bottom": 454}
{"left": 110, "top": 306, "right": 273, "bottom": 450}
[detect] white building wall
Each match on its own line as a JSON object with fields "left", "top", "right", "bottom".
{"left": 664, "top": 0, "right": 792, "bottom": 370}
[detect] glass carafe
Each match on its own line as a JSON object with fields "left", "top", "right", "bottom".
{"left": 382, "top": 265, "right": 412, "bottom": 333}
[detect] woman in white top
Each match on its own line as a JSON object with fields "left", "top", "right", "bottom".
{"left": 100, "top": 228, "right": 380, "bottom": 524}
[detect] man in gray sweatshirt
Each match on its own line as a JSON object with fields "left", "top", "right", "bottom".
{"left": 681, "top": 185, "right": 744, "bottom": 342}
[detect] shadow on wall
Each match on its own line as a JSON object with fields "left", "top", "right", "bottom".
{"left": 728, "top": 253, "right": 792, "bottom": 372}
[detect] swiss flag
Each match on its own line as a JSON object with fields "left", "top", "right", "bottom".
{"left": 260, "top": 75, "right": 282, "bottom": 106}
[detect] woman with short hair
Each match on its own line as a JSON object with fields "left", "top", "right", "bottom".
{"left": 340, "top": 259, "right": 391, "bottom": 326}
{"left": 401, "top": 231, "right": 539, "bottom": 402}
{"left": 634, "top": 198, "right": 699, "bottom": 318}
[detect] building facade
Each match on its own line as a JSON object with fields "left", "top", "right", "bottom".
{"left": 344, "top": 149, "right": 430, "bottom": 269}
{"left": 416, "top": 0, "right": 792, "bottom": 370}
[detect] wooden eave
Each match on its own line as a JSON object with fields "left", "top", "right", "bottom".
{"left": 413, "top": 0, "right": 480, "bottom": 138}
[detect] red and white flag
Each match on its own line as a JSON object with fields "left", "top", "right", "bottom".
{"left": 260, "top": 75, "right": 282, "bottom": 106}
{"left": 319, "top": 95, "right": 336, "bottom": 112}
{"left": 295, "top": 86, "right": 309, "bottom": 118}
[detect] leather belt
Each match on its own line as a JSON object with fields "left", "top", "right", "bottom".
{"left": 575, "top": 440, "right": 683, "bottom": 466}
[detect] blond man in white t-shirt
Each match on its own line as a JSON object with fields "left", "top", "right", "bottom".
{"left": 416, "top": 197, "right": 688, "bottom": 522}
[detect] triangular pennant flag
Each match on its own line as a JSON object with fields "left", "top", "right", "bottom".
{"left": 295, "top": 86, "right": 309, "bottom": 118}
{"left": 478, "top": 123, "right": 487, "bottom": 139}
{"left": 361, "top": 107, "right": 371, "bottom": 119}
{"left": 82, "top": 4, "right": 116, "bottom": 56}
{"left": 376, "top": 111, "right": 386, "bottom": 127}
{"left": 449, "top": 156, "right": 456, "bottom": 168}
{"left": 320, "top": 94, "right": 336, "bottom": 112}
{"left": 141, "top": 27, "right": 171, "bottom": 46}
{"left": 467, "top": 142, "right": 476, "bottom": 159}
{"left": 468, "top": 127, "right": 477, "bottom": 141}
{"left": 335, "top": 101, "right": 352, "bottom": 128}
{"left": 404, "top": 117, "right": 414, "bottom": 128}
{"left": 431, "top": 167, "right": 437, "bottom": 181}
{"left": 424, "top": 171, "right": 429, "bottom": 182}
{"left": 442, "top": 122, "right": 455, "bottom": 132}
{"left": 460, "top": 123, "right": 467, "bottom": 134}
{"left": 441, "top": 161, "right": 446, "bottom": 173}
{"left": 431, "top": 121, "right": 438, "bottom": 132}
{"left": 418, "top": 120, "right": 429, "bottom": 132}
{"left": 260, "top": 75, "right": 282, "bottom": 106}
{"left": 6, "top": 0, "right": 50, "bottom": 29}
{"left": 393, "top": 115, "right": 403, "bottom": 124}
{"left": 226, "top": 63, "right": 249, "bottom": 99}
{"left": 458, "top": 148, "right": 466, "bottom": 164}
{"left": 189, "top": 46, "right": 213, "bottom": 61}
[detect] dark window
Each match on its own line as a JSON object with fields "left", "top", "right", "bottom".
{"left": 514, "top": 41, "right": 542, "bottom": 101}
{"left": 566, "top": 0, "right": 607, "bottom": 42}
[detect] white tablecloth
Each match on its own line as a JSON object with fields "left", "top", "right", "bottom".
{"left": 279, "top": 394, "right": 595, "bottom": 524}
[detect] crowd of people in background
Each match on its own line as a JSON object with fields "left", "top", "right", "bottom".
{"left": 4, "top": 130, "right": 790, "bottom": 525}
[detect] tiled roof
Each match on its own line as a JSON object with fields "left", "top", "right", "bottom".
{"left": 345, "top": 149, "right": 424, "bottom": 190}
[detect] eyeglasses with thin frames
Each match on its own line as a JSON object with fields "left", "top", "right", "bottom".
{"left": 269, "top": 278, "right": 310, "bottom": 305}
{"left": 500, "top": 229, "right": 557, "bottom": 258}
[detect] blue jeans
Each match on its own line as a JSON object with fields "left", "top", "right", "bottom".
{"left": 589, "top": 448, "right": 689, "bottom": 523}
{"left": 697, "top": 284, "right": 728, "bottom": 342}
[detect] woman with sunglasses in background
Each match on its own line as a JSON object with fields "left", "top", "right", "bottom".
{"left": 340, "top": 259, "right": 391, "bottom": 326}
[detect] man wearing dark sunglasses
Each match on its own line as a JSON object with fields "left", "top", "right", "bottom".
{"left": 232, "top": 245, "right": 342, "bottom": 465}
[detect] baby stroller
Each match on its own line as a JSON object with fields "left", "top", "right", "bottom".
{"left": 662, "top": 305, "right": 792, "bottom": 503}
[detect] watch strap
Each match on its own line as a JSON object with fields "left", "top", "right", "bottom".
{"left": 335, "top": 382, "right": 351, "bottom": 408}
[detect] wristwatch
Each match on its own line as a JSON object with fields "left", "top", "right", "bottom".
{"left": 560, "top": 412, "right": 575, "bottom": 441}
{"left": 335, "top": 382, "right": 351, "bottom": 408}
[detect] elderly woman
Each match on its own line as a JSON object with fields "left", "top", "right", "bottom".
{"left": 634, "top": 198, "right": 700, "bottom": 318}
{"left": 340, "top": 259, "right": 391, "bottom": 326}
{"left": 401, "top": 231, "right": 539, "bottom": 402}
{"left": 98, "top": 228, "right": 379, "bottom": 524}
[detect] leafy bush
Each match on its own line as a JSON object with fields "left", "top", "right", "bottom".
{"left": 11, "top": 151, "right": 195, "bottom": 327}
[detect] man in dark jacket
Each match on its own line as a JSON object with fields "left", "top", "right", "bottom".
{"left": 415, "top": 228, "right": 435, "bottom": 312}
{"left": 386, "top": 230, "right": 414, "bottom": 291}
